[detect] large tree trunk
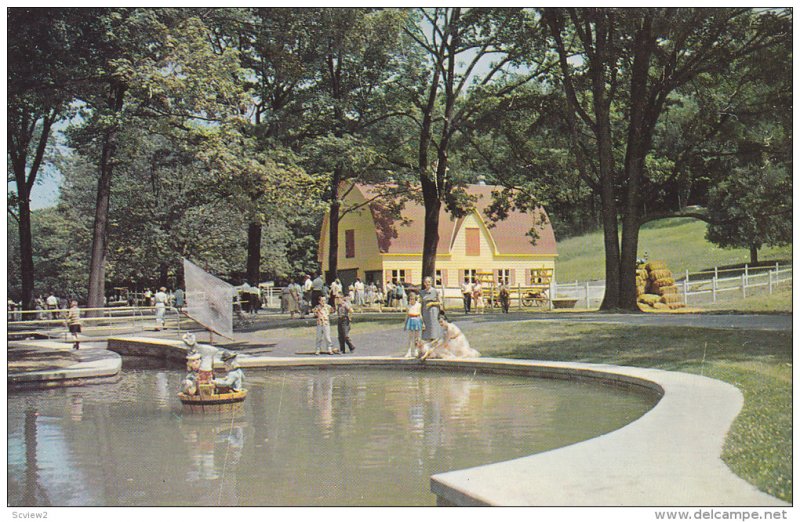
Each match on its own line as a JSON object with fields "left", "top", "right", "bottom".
{"left": 86, "top": 138, "right": 114, "bottom": 315}
{"left": 327, "top": 166, "right": 342, "bottom": 285}
{"left": 87, "top": 85, "right": 125, "bottom": 317}
{"left": 619, "top": 16, "right": 655, "bottom": 312}
{"left": 595, "top": 86, "right": 621, "bottom": 310}
{"left": 421, "top": 176, "right": 441, "bottom": 280}
{"left": 17, "top": 196, "right": 36, "bottom": 312}
{"left": 599, "top": 187, "right": 621, "bottom": 310}
{"left": 10, "top": 111, "right": 55, "bottom": 311}
{"left": 158, "top": 262, "right": 169, "bottom": 289}
{"left": 750, "top": 244, "right": 759, "bottom": 266}
{"left": 176, "top": 261, "right": 185, "bottom": 289}
{"left": 246, "top": 222, "right": 262, "bottom": 285}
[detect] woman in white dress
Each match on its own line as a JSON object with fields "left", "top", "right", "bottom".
{"left": 420, "top": 313, "right": 480, "bottom": 359}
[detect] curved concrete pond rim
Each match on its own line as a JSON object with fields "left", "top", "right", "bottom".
{"left": 102, "top": 338, "right": 786, "bottom": 507}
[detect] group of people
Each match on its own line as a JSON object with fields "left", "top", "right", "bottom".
{"left": 281, "top": 274, "right": 409, "bottom": 320}
{"left": 141, "top": 287, "right": 185, "bottom": 310}
{"left": 180, "top": 333, "right": 244, "bottom": 396}
{"left": 10, "top": 293, "right": 72, "bottom": 321}
{"left": 460, "top": 278, "right": 487, "bottom": 313}
{"left": 403, "top": 276, "right": 481, "bottom": 359}
{"left": 461, "top": 279, "right": 512, "bottom": 314}
{"left": 307, "top": 275, "right": 481, "bottom": 360}
{"left": 136, "top": 287, "right": 185, "bottom": 330}
{"left": 311, "top": 293, "right": 357, "bottom": 355}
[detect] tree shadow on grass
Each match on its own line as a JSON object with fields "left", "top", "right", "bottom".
{"left": 477, "top": 322, "right": 792, "bottom": 370}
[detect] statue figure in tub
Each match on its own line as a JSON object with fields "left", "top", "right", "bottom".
{"left": 182, "top": 332, "right": 218, "bottom": 386}
{"left": 181, "top": 352, "right": 201, "bottom": 395}
{"left": 212, "top": 351, "right": 244, "bottom": 393}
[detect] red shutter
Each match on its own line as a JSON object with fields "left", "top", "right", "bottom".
{"left": 442, "top": 269, "right": 448, "bottom": 287}
{"left": 385, "top": 270, "right": 392, "bottom": 283}
{"left": 525, "top": 269, "right": 531, "bottom": 286}
{"left": 466, "top": 228, "right": 480, "bottom": 256}
{"left": 510, "top": 269, "right": 516, "bottom": 286}
{"left": 406, "top": 269, "right": 412, "bottom": 284}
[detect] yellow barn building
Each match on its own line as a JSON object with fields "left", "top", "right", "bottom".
{"left": 318, "top": 183, "right": 558, "bottom": 304}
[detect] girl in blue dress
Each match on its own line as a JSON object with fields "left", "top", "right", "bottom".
{"left": 403, "top": 292, "right": 423, "bottom": 358}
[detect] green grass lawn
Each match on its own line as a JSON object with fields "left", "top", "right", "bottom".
{"left": 556, "top": 218, "right": 792, "bottom": 282}
{"left": 470, "top": 320, "right": 792, "bottom": 503}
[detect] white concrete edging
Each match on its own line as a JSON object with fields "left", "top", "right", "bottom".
{"left": 424, "top": 358, "right": 787, "bottom": 507}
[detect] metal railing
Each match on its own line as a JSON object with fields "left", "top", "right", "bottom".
{"left": 7, "top": 306, "right": 192, "bottom": 341}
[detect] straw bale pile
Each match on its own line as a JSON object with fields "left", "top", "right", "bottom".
{"left": 637, "top": 260, "right": 684, "bottom": 310}
{"left": 636, "top": 268, "right": 649, "bottom": 296}
{"left": 638, "top": 294, "right": 661, "bottom": 306}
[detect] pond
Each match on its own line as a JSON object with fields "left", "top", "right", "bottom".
{"left": 8, "top": 363, "right": 657, "bottom": 506}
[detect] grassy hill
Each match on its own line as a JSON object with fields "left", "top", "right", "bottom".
{"left": 555, "top": 218, "right": 792, "bottom": 283}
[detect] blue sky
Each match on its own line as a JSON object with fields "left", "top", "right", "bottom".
{"left": 27, "top": 170, "right": 62, "bottom": 210}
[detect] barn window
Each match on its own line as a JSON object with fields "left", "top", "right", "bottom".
{"left": 465, "top": 228, "right": 480, "bottom": 256}
{"left": 391, "top": 269, "right": 406, "bottom": 283}
{"left": 345, "top": 229, "right": 355, "bottom": 258}
{"left": 464, "top": 269, "right": 478, "bottom": 283}
{"left": 435, "top": 269, "right": 443, "bottom": 287}
{"left": 497, "top": 269, "right": 511, "bottom": 285}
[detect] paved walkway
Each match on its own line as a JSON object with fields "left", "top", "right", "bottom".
{"left": 89, "top": 310, "right": 792, "bottom": 359}
{"left": 8, "top": 339, "right": 120, "bottom": 387}
{"left": 9, "top": 311, "right": 790, "bottom": 379}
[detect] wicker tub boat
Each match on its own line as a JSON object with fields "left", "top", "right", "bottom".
{"left": 178, "top": 382, "right": 247, "bottom": 412}
{"left": 178, "top": 389, "right": 247, "bottom": 405}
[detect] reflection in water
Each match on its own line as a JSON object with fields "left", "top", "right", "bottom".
{"left": 69, "top": 397, "right": 83, "bottom": 422}
{"left": 8, "top": 367, "right": 656, "bottom": 506}
{"left": 23, "top": 410, "right": 45, "bottom": 506}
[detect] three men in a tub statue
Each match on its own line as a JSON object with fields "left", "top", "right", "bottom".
{"left": 180, "top": 333, "right": 244, "bottom": 397}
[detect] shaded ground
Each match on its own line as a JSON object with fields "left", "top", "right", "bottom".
{"left": 8, "top": 341, "right": 107, "bottom": 374}
{"left": 206, "top": 310, "right": 793, "bottom": 357}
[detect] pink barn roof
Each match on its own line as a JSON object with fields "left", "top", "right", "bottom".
{"left": 354, "top": 183, "right": 557, "bottom": 256}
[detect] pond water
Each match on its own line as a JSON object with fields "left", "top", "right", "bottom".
{"left": 8, "top": 363, "right": 657, "bottom": 506}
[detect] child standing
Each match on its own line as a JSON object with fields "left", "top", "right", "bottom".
{"left": 337, "top": 295, "right": 357, "bottom": 354}
{"left": 403, "top": 292, "right": 423, "bottom": 358}
{"left": 66, "top": 300, "right": 81, "bottom": 350}
{"left": 313, "top": 296, "right": 335, "bottom": 355}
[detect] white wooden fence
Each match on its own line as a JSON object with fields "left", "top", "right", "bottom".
{"left": 678, "top": 262, "right": 792, "bottom": 306}
{"left": 553, "top": 262, "right": 792, "bottom": 308}
{"left": 551, "top": 280, "right": 607, "bottom": 309}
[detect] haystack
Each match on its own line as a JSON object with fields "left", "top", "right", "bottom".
{"left": 637, "top": 260, "right": 684, "bottom": 310}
